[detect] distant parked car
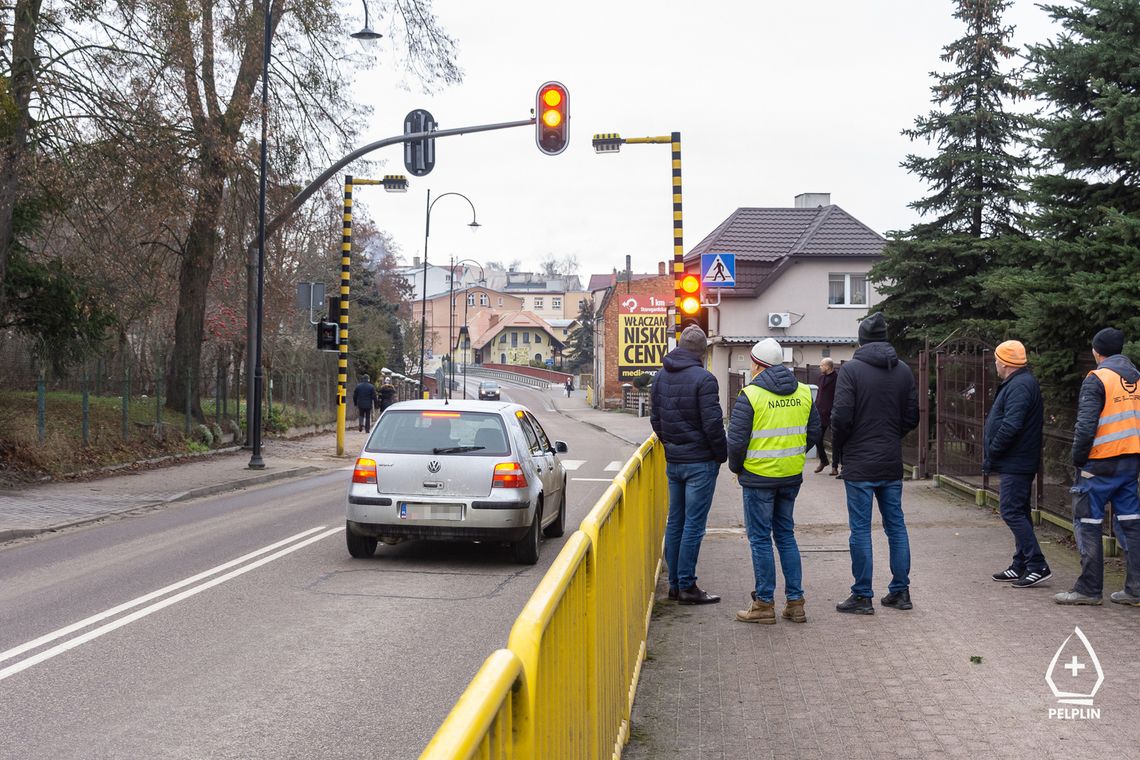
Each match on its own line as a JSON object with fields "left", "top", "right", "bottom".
{"left": 345, "top": 400, "right": 569, "bottom": 564}
{"left": 478, "top": 381, "right": 501, "bottom": 400}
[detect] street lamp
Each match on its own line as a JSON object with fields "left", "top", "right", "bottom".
{"left": 248, "top": 1, "right": 381, "bottom": 469}
{"left": 449, "top": 259, "right": 485, "bottom": 399}
{"left": 351, "top": 0, "right": 383, "bottom": 40}
{"left": 419, "top": 191, "right": 479, "bottom": 400}
{"left": 592, "top": 130, "right": 686, "bottom": 342}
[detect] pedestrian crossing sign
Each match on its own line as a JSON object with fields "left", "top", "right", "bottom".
{"left": 701, "top": 253, "right": 735, "bottom": 287}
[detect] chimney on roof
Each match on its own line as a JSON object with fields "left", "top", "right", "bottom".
{"left": 658, "top": 261, "right": 666, "bottom": 276}
{"left": 489, "top": 314, "right": 499, "bottom": 326}
{"left": 795, "top": 193, "right": 831, "bottom": 208}
{"left": 413, "top": 255, "right": 421, "bottom": 267}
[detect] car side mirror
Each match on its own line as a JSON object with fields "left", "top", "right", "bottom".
{"left": 554, "top": 440, "right": 568, "bottom": 453}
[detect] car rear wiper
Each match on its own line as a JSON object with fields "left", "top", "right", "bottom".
{"left": 432, "top": 445, "right": 486, "bottom": 454}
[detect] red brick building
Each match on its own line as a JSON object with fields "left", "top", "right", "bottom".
{"left": 593, "top": 271, "right": 674, "bottom": 409}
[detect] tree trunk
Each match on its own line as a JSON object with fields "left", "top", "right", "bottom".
{"left": 166, "top": 164, "right": 226, "bottom": 421}
{"left": 0, "top": 0, "right": 43, "bottom": 320}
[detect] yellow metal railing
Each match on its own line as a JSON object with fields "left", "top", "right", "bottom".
{"left": 420, "top": 434, "right": 667, "bottom": 760}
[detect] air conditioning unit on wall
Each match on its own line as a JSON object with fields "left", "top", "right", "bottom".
{"left": 768, "top": 312, "right": 790, "bottom": 329}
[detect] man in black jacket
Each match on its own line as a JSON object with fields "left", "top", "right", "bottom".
{"left": 984, "top": 340, "right": 1050, "bottom": 588}
{"left": 650, "top": 325, "right": 728, "bottom": 605}
{"left": 831, "top": 313, "right": 919, "bottom": 615}
{"left": 352, "top": 374, "right": 377, "bottom": 433}
{"left": 814, "top": 358, "right": 838, "bottom": 475}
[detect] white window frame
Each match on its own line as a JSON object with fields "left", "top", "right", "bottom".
{"left": 552, "top": 296, "right": 562, "bottom": 310}
{"left": 534, "top": 297, "right": 544, "bottom": 310}
{"left": 479, "top": 293, "right": 489, "bottom": 306}
{"left": 828, "top": 272, "right": 869, "bottom": 308}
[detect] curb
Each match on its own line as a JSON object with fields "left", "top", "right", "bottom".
{"left": 0, "top": 465, "right": 324, "bottom": 544}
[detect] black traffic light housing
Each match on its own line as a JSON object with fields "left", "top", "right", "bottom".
{"left": 316, "top": 320, "right": 339, "bottom": 352}
{"left": 536, "top": 81, "right": 569, "bottom": 155}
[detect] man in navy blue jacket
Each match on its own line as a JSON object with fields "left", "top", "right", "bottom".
{"left": 650, "top": 325, "right": 728, "bottom": 605}
{"left": 831, "top": 313, "right": 919, "bottom": 615}
{"left": 984, "top": 340, "right": 1050, "bottom": 588}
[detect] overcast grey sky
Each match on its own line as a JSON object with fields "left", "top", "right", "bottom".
{"left": 344, "top": 0, "right": 1061, "bottom": 279}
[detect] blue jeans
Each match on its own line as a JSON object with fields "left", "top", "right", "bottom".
{"left": 845, "top": 480, "right": 910, "bottom": 597}
{"left": 664, "top": 460, "right": 720, "bottom": 589}
{"left": 998, "top": 473, "right": 1047, "bottom": 574}
{"left": 742, "top": 485, "right": 803, "bottom": 602}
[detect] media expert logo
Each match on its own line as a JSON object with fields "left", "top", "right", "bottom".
{"left": 1046, "top": 626, "right": 1104, "bottom": 720}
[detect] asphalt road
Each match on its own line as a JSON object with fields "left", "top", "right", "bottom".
{"left": 0, "top": 383, "right": 632, "bottom": 760}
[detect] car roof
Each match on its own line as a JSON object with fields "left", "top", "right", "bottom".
{"left": 384, "top": 399, "right": 522, "bottom": 415}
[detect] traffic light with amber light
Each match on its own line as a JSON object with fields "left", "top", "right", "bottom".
{"left": 536, "top": 81, "right": 569, "bottom": 155}
{"left": 678, "top": 273, "right": 708, "bottom": 333}
{"left": 316, "top": 320, "right": 339, "bottom": 352}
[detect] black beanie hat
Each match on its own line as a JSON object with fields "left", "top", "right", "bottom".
{"left": 858, "top": 312, "right": 888, "bottom": 344}
{"left": 1092, "top": 327, "right": 1124, "bottom": 357}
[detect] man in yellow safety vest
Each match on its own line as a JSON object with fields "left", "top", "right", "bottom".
{"left": 1055, "top": 327, "right": 1140, "bottom": 606}
{"left": 727, "top": 338, "right": 821, "bottom": 624}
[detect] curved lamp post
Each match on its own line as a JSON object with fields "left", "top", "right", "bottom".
{"left": 419, "top": 191, "right": 479, "bottom": 399}
{"left": 449, "top": 259, "right": 486, "bottom": 399}
{"left": 249, "top": 0, "right": 382, "bottom": 469}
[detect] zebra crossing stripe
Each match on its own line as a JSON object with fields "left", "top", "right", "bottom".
{"left": 560, "top": 460, "right": 586, "bottom": 471}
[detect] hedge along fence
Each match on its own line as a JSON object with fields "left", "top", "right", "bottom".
{"left": 420, "top": 434, "right": 667, "bottom": 759}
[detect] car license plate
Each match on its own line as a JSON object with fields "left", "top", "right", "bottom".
{"left": 398, "top": 502, "right": 462, "bottom": 521}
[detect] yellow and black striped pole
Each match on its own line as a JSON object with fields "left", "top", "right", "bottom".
{"left": 671, "top": 131, "right": 683, "bottom": 342}
{"left": 337, "top": 176, "right": 354, "bottom": 455}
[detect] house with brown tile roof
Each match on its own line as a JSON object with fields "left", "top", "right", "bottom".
{"left": 683, "top": 193, "right": 886, "bottom": 408}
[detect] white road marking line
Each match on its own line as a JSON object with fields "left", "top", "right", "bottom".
{"left": 560, "top": 460, "right": 586, "bottom": 471}
{"left": 604, "top": 461, "right": 623, "bottom": 472}
{"left": 572, "top": 478, "right": 615, "bottom": 482}
{"left": 0, "top": 526, "right": 329, "bottom": 667}
{"left": 0, "top": 526, "right": 342, "bottom": 682}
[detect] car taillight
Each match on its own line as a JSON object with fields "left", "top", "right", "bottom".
{"left": 353, "top": 458, "right": 377, "bottom": 485}
{"left": 492, "top": 462, "right": 528, "bottom": 489}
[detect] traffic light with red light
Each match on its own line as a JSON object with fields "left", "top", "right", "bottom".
{"left": 536, "top": 82, "right": 569, "bottom": 155}
{"left": 678, "top": 272, "right": 708, "bottom": 334}
{"left": 316, "top": 320, "right": 339, "bottom": 352}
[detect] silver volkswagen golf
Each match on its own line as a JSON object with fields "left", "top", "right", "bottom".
{"left": 345, "top": 399, "right": 569, "bottom": 564}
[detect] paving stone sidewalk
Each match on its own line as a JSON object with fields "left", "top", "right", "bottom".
{"left": 625, "top": 469, "right": 1138, "bottom": 760}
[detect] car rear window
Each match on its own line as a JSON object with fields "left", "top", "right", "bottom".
{"left": 366, "top": 410, "right": 510, "bottom": 456}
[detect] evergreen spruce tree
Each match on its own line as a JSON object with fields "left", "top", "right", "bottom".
{"left": 869, "top": 0, "right": 1031, "bottom": 354}
{"left": 1005, "top": 0, "right": 1140, "bottom": 400}
{"left": 565, "top": 298, "right": 595, "bottom": 373}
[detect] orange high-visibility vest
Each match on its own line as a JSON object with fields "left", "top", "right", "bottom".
{"left": 1088, "top": 368, "right": 1140, "bottom": 459}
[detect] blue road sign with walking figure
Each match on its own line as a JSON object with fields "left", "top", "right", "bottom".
{"left": 701, "top": 253, "right": 736, "bottom": 287}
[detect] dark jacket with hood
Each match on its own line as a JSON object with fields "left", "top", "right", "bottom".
{"left": 727, "top": 364, "right": 823, "bottom": 488}
{"left": 378, "top": 382, "right": 397, "bottom": 410}
{"left": 830, "top": 341, "right": 919, "bottom": 481}
{"left": 352, "top": 381, "right": 377, "bottom": 410}
{"left": 1072, "top": 353, "right": 1140, "bottom": 474}
{"left": 650, "top": 348, "right": 728, "bottom": 464}
{"left": 983, "top": 366, "right": 1044, "bottom": 475}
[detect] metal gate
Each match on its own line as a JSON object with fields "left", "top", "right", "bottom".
{"left": 934, "top": 338, "right": 995, "bottom": 488}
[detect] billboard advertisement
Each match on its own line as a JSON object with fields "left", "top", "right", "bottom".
{"left": 617, "top": 293, "right": 669, "bottom": 381}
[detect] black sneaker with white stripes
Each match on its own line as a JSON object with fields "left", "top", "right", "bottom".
{"left": 1013, "top": 569, "right": 1052, "bottom": 588}
{"left": 992, "top": 568, "right": 1020, "bottom": 582}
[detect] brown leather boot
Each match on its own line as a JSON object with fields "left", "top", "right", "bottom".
{"left": 782, "top": 598, "right": 807, "bottom": 623}
{"left": 735, "top": 595, "right": 776, "bottom": 624}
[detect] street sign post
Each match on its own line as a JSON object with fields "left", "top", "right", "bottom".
{"left": 404, "top": 109, "right": 437, "bottom": 176}
{"left": 701, "top": 253, "right": 736, "bottom": 287}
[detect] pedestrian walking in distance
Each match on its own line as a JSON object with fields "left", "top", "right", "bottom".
{"left": 352, "top": 374, "right": 378, "bottom": 434}
{"left": 565, "top": 377, "right": 573, "bottom": 397}
{"left": 378, "top": 372, "right": 397, "bottom": 413}
{"left": 831, "top": 312, "right": 919, "bottom": 615}
{"left": 984, "top": 340, "right": 1051, "bottom": 588}
{"left": 650, "top": 325, "right": 728, "bottom": 605}
{"left": 728, "top": 338, "right": 821, "bottom": 624}
{"left": 1055, "top": 327, "right": 1140, "bottom": 607}
{"left": 814, "top": 357, "right": 838, "bottom": 475}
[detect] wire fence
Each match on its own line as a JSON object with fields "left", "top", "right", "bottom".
{"left": 0, "top": 336, "right": 342, "bottom": 448}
